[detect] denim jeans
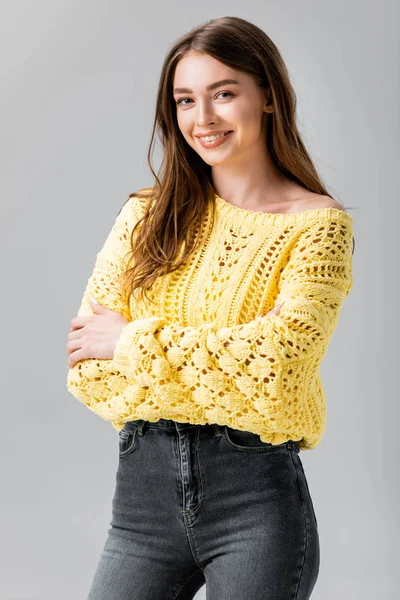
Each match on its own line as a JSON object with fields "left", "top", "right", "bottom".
{"left": 87, "top": 419, "right": 320, "bottom": 600}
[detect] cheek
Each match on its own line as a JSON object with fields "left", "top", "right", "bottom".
{"left": 233, "top": 98, "right": 262, "bottom": 124}
{"left": 177, "top": 109, "right": 191, "bottom": 130}
{"left": 177, "top": 115, "right": 194, "bottom": 144}
{"left": 240, "top": 106, "right": 261, "bottom": 131}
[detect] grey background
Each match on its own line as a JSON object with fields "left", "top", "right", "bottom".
{"left": 1, "top": 1, "right": 398, "bottom": 598}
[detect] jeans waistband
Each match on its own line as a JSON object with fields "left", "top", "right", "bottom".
{"left": 127, "top": 419, "right": 300, "bottom": 452}
{"left": 131, "top": 418, "right": 207, "bottom": 431}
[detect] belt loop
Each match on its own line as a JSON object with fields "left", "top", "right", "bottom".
{"left": 212, "top": 424, "right": 223, "bottom": 437}
{"left": 136, "top": 420, "right": 147, "bottom": 436}
{"left": 288, "top": 440, "right": 300, "bottom": 453}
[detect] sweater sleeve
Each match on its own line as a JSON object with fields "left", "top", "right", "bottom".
{"left": 111, "top": 211, "right": 353, "bottom": 408}
{"left": 66, "top": 212, "right": 353, "bottom": 437}
{"left": 66, "top": 197, "right": 143, "bottom": 427}
{"left": 73, "top": 198, "right": 143, "bottom": 322}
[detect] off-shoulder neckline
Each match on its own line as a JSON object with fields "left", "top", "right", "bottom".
{"left": 213, "top": 193, "right": 353, "bottom": 227}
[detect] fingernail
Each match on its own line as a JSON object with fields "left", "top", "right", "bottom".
{"left": 90, "top": 296, "right": 99, "bottom": 304}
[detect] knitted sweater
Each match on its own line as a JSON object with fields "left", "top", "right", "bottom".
{"left": 66, "top": 193, "right": 354, "bottom": 450}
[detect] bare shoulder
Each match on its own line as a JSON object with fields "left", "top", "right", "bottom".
{"left": 301, "top": 193, "right": 347, "bottom": 212}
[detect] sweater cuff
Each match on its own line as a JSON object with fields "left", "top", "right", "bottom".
{"left": 111, "top": 317, "right": 166, "bottom": 377}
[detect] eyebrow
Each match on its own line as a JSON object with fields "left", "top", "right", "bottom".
{"left": 173, "top": 78, "right": 241, "bottom": 95}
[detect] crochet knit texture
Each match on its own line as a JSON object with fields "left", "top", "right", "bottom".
{"left": 66, "top": 193, "right": 354, "bottom": 450}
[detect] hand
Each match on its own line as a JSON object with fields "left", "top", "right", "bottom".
{"left": 260, "top": 300, "right": 285, "bottom": 317}
{"left": 67, "top": 297, "right": 129, "bottom": 368}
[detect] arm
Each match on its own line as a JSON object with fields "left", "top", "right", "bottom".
{"left": 112, "top": 213, "right": 353, "bottom": 420}
{"left": 66, "top": 196, "right": 144, "bottom": 428}
{"left": 67, "top": 212, "right": 354, "bottom": 436}
{"left": 72, "top": 199, "right": 136, "bottom": 322}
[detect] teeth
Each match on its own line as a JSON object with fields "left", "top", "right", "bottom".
{"left": 200, "top": 132, "right": 230, "bottom": 142}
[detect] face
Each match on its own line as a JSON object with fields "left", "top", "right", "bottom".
{"left": 172, "top": 51, "right": 272, "bottom": 168}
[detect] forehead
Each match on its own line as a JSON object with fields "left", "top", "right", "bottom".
{"left": 173, "top": 52, "right": 240, "bottom": 86}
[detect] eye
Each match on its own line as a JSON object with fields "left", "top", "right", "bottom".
{"left": 176, "top": 97, "right": 192, "bottom": 106}
{"left": 175, "top": 91, "right": 234, "bottom": 106}
{"left": 216, "top": 92, "right": 233, "bottom": 100}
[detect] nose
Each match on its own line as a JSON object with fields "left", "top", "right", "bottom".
{"left": 195, "top": 100, "right": 216, "bottom": 127}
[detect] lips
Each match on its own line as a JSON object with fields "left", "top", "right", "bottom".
{"left": 195, "top": 130, "right": 233, "bottom": 138}
{"left": 196, "top": 130, "right": 234, "bottom": 148}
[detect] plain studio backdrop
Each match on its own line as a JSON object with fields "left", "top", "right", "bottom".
{"left": 0, "top": 1, "right": 398, "bottom": 599}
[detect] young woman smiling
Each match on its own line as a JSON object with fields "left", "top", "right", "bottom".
{"left": 67, "top": 15, "right": 355, "bottom": 600}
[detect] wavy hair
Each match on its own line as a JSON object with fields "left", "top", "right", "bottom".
{"left": 118, "top": 15, "right": 355, "bottom": 307}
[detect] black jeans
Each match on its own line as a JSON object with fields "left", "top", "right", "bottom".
{"left": 87, "top": 419, "right": 320, "bottom": 599}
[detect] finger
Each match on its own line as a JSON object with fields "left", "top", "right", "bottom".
{"left": 70, "top": 316, "right": 92, "bottom": 332}
{"left": 68, "top": 327, "right": 86, "bottom": 342}
{"left": 66, "top": 339, "right": 83, "bottom": 358}
{"left": 68, "top": 349, "right": 83, "bottom": 368}
{"left": 265, "top": 302, "right": 284, "bottom": 317}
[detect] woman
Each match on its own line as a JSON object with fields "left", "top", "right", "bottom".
{"left": 67, "top": 16, "right": 355, "bottom": 600}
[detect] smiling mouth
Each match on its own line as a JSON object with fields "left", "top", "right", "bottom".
{"left": 196, "top": 131, "right": 234, "bottom": 147}
{"left": 197, "top": 130, "right": 232, "bottom": 139}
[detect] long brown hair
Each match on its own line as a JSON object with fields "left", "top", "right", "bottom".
{"left": 118, "top": 15, "right": 355, "bottom": 308}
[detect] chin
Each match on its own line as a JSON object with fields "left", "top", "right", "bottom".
{"left": 197, "top": 149, "right": 235, "bottom": 166}
{"left": 208, "top": 154, "right": 238, "bottom": 167}
{"left": 199, "top": 157, "right": 229, "bottom": 167}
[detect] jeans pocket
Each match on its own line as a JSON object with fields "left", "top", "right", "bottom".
{"left": 222, "top": 426, "right": 290, "bottom": 452}
{"left": 118, "top": 422, "right": 139, "bottom": 457}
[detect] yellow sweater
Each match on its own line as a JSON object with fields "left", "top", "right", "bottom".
{"left": 66, "top": 193, "right": 354, "bottom": 450}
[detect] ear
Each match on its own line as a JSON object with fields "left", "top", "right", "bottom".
{"left": 263, "top": 87, "right": 274, "bottom": 112}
